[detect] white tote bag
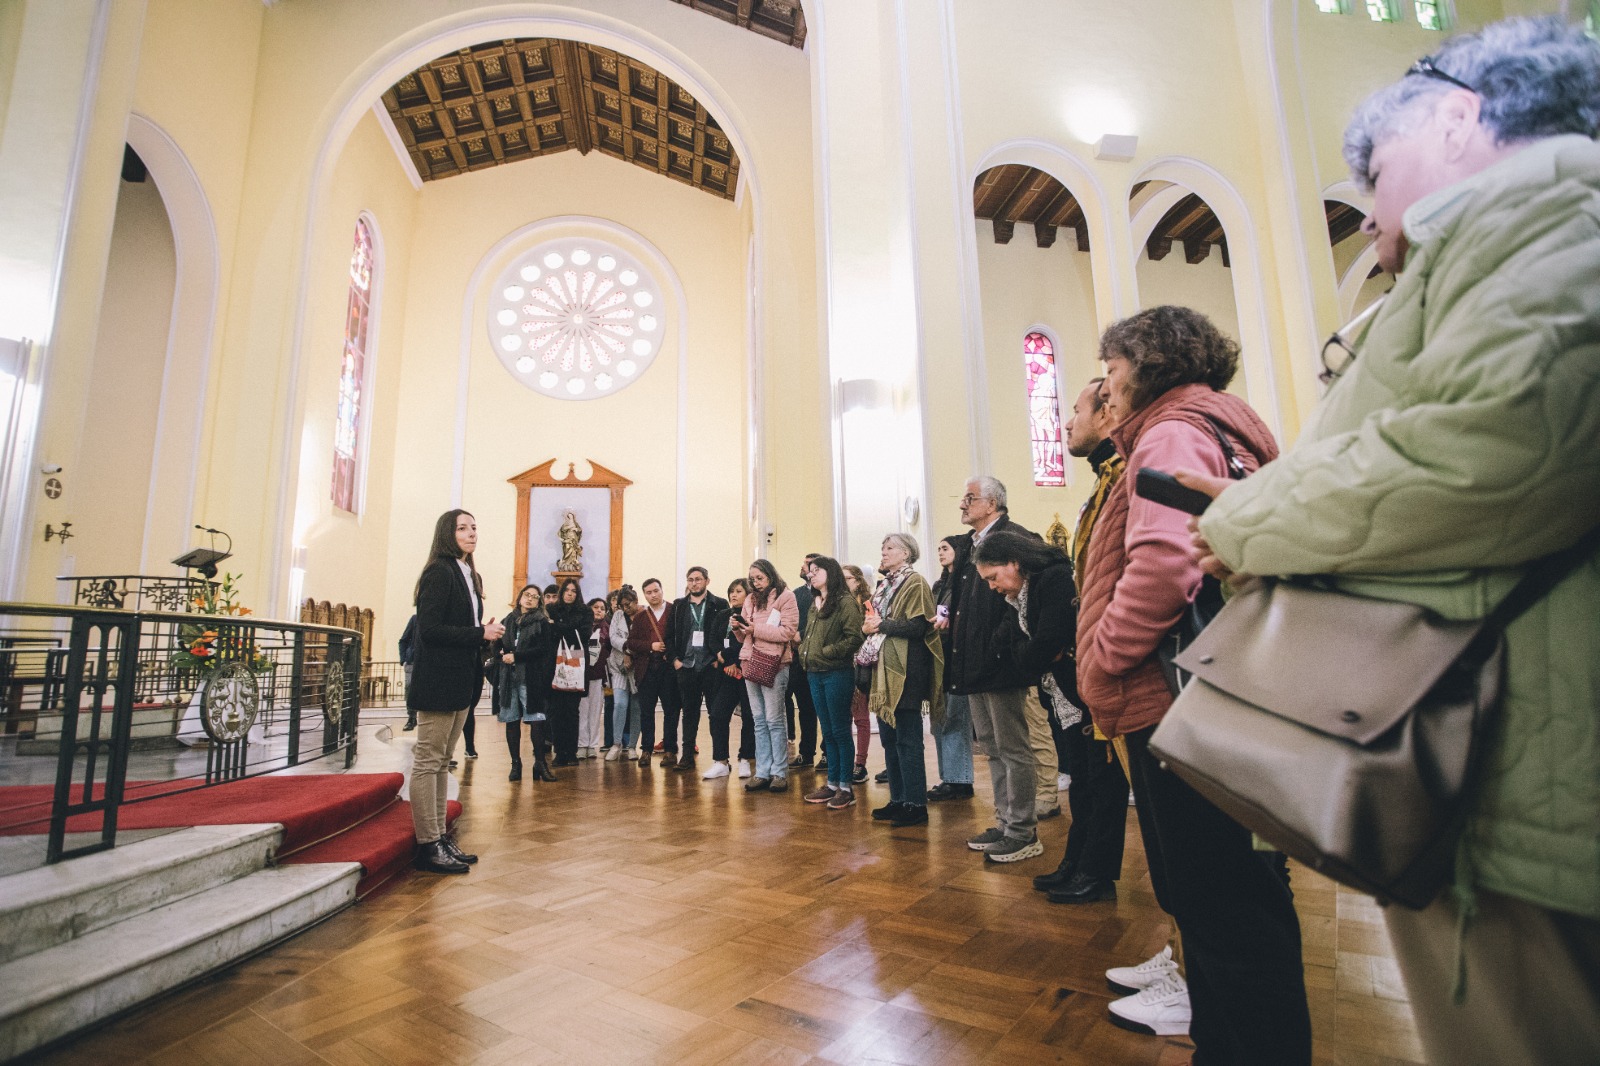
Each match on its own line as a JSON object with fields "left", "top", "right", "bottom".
{"left": 552, "top": 637, "right": 587, "bottom": 692}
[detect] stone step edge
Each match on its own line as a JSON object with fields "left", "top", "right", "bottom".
{"left": 0, "top": 823, "right": 283, "bottom": 918}
{"left": 0, "top": 861, "right": 360, "bottom": 1023}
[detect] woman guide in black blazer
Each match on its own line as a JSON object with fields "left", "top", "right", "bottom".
{"left": 409, "top": 552, "right": 488, "bottom": 713}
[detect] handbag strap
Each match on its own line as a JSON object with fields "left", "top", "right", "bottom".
{"left": 1482, "top": 525, "right": 1600, "bottom": 635}
{"left": 1198, "top": 414, "right": 1248, "bottom": 480}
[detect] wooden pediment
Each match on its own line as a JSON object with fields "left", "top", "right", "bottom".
{"left": 508, "top": 458, "right": 634, "bottom": 490}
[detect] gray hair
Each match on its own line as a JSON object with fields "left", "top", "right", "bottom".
{"left": 966, "top": 475, "right": 1008, "bottom": 512}
{"left": 1344, "top": 16, "right": 1600, "bottom": 193}
{"left": 882, "top": 532, "right": 920, "bottom": 565}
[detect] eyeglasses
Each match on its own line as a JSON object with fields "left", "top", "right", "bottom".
{"left": 1405, "top": 55, "right": 1476, "bottom": 94}
{"left": 1319, "top": 296, "right": 1388, "bottom": 386}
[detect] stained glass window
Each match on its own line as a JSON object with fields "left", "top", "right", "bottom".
{"left": 1024, "top": 331, "right": 1065, "bottom": 487}
{"left": 332, "top": 217, "right": 373, "bottom": 513}
{"left": 1414, "top": 0, "right": 1447, "bottom": 30}
{"left": 1365, "top": 0, "right": 1399, "bottom": 22}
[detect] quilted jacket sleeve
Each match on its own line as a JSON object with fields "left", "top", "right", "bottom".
{"left": 1201, "top": 260, "right": 1600, "bottom": 579}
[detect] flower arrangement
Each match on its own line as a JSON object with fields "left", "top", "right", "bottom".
{"left": 168, "top": 573, "right": 273, "bottom": 675}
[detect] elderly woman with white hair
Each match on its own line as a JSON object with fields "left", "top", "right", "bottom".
{"left": 1181, "top": 17, "right": 1600, "bottom": 1066}
{"left": 858, "top": 533, "right": 944, "bottom": 828}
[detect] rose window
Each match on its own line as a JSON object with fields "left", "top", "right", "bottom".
{"left": 486, "top": 237, "right": 665, "bottom": 399}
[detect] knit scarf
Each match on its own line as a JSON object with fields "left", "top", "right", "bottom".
{"left": 854, "top": 564, "right": 913, "bottom": 667}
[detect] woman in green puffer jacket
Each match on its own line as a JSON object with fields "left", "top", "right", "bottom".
{"left": 1182, "top": 18, "right": 1600, "bottom": 1066}
{"left": 797, "top": 556, "right": 865, "bottom": 808}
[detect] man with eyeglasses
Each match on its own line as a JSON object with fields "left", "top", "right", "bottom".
{"left": 947, "top": 476, "right": 1046, "bottom": 864}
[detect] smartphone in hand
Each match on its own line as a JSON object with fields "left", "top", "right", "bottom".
{"left": 1134, "top": 468, "right": 1213, "bottom": 515}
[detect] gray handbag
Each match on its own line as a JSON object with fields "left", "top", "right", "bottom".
{"left": 1147, "top": 532, "right": 1596, "bottom": 910}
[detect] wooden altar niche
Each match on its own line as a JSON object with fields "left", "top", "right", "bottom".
{"left": 508, "top": 459, "right": 632, "bottom": 599}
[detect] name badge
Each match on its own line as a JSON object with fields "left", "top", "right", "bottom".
{"left": 691, "top": 632, "right": 704, "bottom": 647}
{"left": 767, "top": 609, "right": 781, "bottom": 626}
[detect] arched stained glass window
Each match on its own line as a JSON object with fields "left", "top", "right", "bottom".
{"left": 1024, "top": 331, "right": 1065, "bottom": 487}
{"left": 332, "top": 217, "right": 374, "bottom": 513}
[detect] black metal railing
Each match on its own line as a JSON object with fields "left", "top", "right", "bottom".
{"left": 58, "top": 575, "right": 216, "bottom": 612}
{"left": 360, "top": 660, "right": 407, "bottom": 708}
{"left": 0, "top": 603, "right": 363, "bottom": 865}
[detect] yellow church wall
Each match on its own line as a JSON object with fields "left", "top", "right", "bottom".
{"left": 173, "top": 0, "right": 818, "bottom": 624}
{"left": 1135, "top": 250, "right": 1244, "bottom": 360}
{"left": 972, "top": 222, "right": 1100, "bottom": 530}
{"left": 15, "top": 0, "right": 150, "bottom": 603}
{"left": 292, "top": 110, "right": 419, "bottom": 633}
{"left": 72, "top": 177, "right": 176, "bottom": 578}
{"left": 375, "top": 148, "right": 748, "bottom": 654}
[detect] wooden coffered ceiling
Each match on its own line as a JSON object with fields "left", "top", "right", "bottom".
{"left": 379, "top": 39, "right": 740, "bottom": 198}
{"left": 1147, "top": 192, "right": 1230, "bottom": 267}
{"left": 973, "top": 165, "right": 1091, "bottom": 251}
{"left": 1324, "top": 200, "right": 1366, "bottom": 246}
{"left": 667, "top": 0, "right": 807, "bottom": 47}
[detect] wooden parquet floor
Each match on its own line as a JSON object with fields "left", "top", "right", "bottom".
{"left": 34, "top": 723, "right": 1427, "bottom": 1065}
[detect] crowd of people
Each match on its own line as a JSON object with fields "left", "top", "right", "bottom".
{"left": 400, "top": 18, "right": 1599, "bottom": 1066}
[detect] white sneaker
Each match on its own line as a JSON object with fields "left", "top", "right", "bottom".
{"left": 737, "top": 759, "right": 752, "bottom": 779}
{"left": 1106, "top": 945, "right": 1179, "bottom": 992}
{"left": 1107, "top": 973, "right": 1190, "bottom": 1036}
{"left": 702, "top": 761, "right": 730, "bottom": 779}
{"left": 1057, "top": 772, "right": 1071, "bottom": 791}
{"left": 604, "top": 746, "right": 621, "bottom": 761}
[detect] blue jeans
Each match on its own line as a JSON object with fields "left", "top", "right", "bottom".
{"left": 807, "top": 668, "right": 855, "bottom": 789}
{"left": 935, "top": 691, "right": 974, "bottom": 785}
{"left": 746, "top": 672, "right": 791, "bottom": 780}
{"left": 610, "top": 678, "right": 637, "bottom": 749}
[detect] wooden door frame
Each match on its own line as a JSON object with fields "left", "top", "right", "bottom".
{"left": 508, "top": 459, "right": 633, "bottom": 599}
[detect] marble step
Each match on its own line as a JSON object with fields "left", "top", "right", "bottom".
{"left": 0, "top": 823, "right": 283, "bottom": 965}
{"left": 0, "top": 860, "right": 360, "bottom": 1062}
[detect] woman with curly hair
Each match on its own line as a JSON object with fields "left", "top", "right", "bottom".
{"left": 1075, "top": 305, "right": 1299, "bottom": 1061}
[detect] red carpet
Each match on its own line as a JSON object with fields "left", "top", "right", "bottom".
{"left": 0, "top": 773, "right": 459, "bottom": 897}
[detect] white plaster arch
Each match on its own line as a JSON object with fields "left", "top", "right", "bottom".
{"left": 458, "top": 215, "right": 692, "bottom": 579}
{"left": 969, "top": 139, "right": 1124, "bottom": 323}
{"left": 267, "top": 4, "right": 770, "bottom": 611}
{"left": 124, "top": 112, "right": 220, "bottom": 573}
{"left": 1319, "top": 180, "right": 1386, "bottom": 323}
{"left": 1127, "top": 157, "right": 1283, "bottom": 439}
{"left": 958, "top": 139, "right": 1129, "bottom": 477}
{"left": 1338, "top": 244, "right": 1385, "bottom": 321}
{"left": 1320, "top": 179, "right": 1371, "bottom": 215}
{"left": 1129, "top": 183, "right": 1194, "bottom": 251}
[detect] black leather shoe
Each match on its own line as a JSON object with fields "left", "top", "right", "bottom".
{"left": 442, "top": 837, "right": 478, "bottom": 864}
{"left": 874, "top": 769, "right": 889, "bottom": 783}
{"left": 871, "top": 802, "right": 905, "bottom": 822}
{"left": 1047, "top": 872, "right": 1117, "bottom": 905}
{"left": 890, "top": 804, "right": 928, "bottom": 827}
{"left": 413, "top": 840, "right": 469, "bottom": 874}
{"left": 1033, "top": 856, "right": 1076, "bottom": 893}
{"left": 533, "top": 759, "right": 558, "bottom": 782}
{"left": 508, "top": 760, "right": 523, "bottom": 782}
